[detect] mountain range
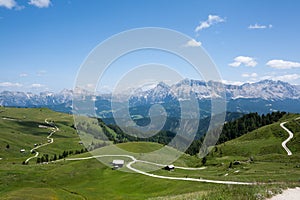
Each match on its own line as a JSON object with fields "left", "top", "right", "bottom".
{"left": 129, "top": 79, "right": 300, "bottom": 103}
{"left": 1, "top": 79, "right": 300, "bottom": 117}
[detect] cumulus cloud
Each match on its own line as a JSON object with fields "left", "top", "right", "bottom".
{"left": 221, "top": 80, "right": 245, "bottom": 86}
{"left": 242, "top": 73, "right": 258, "bottom": 78}
{"left": 229, "top": 56, "right": 257, "bottom": 67}
{"left": 28, "top": 0, "right": 51, "bottom": 8}
{"left": 37, "top": 70, "right": 47, "bottom": 76}
{"left": 0, "top": 0, "right": 17, "bottom": 9}
{"left": 266, "top": 59, "right": 300, "bottom": 69}
{"left": 30, "top": 83, "right": 44, "bottom": 88}
{"left": 184, "top": 39, "right": 202, "bottom": 47}
{"left": 248, "top": 23, "right": 272, "bottom": 29}
{"left": 276, "top": 74, "right": 300, "bottom": 81}
{"left": 86, "top": 83, "right": 95, "bottom": 89}
{"left": 0, "top": 82, "right": 22, "bottom": 87}
{"left": 261, "top": 74, "right": 300, "bottom": 82}
{"left": 19, "top": 73, "right": 28, "bottom": 77}
{"left": 195, "top": 15, "right": 225, "bottom": 32}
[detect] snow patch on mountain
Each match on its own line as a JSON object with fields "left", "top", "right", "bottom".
{"left": 0, "top": 80, "right": 299, "bottom": 108}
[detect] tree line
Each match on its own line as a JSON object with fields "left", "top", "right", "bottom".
{"left": 186, "top": 111, "right": 286, "bottom": 156}
{"left": 98, "top": 118, "right": 176, "bottom": 145}
{"left": 95, "top": 111, "right": 286, "bottom": 156}
{"left": 35, "top": 148, "right": 88, "bottom": 164}
{"left": 218, "top": 111, "right": 286, "bottom": 144}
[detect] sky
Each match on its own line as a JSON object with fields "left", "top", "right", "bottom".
{"left": 1, "top": 0, "right": 300, "bottom": 93}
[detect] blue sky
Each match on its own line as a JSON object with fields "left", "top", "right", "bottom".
{"left": 1, "top": 0, "right": 300, "bottom": 92}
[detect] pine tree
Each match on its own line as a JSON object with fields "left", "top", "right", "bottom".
{"left": 201, "top": 156, "right": 207, "bottom": 166}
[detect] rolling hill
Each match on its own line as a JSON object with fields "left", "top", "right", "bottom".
{"left": 0, "top": 107, "right": 299, "bottom": 199}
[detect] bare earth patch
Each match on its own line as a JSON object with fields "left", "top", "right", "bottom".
{"left": 268, "top": 187, "right": 300, "bottom": 200}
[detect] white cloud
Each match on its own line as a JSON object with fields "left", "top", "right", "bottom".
{"left": 195, "top": 15, "right": 225, "bottom": 32}
{"left": 248, "top": 23, "right": 272, "bottom": 29}
{"left": 28, "top": 0, "right": 51, "bottom": 8}
{"left": 184, "top": 39, "right": 202, "bottom": 47}
{"left": 0, "top": 82, "right": 22, "bottom": 87}
{"left": 261, "top": 74, "right": 300, "bottom": 82}
{"left": 0, "top": 0, "right": 17, "bottom": 9}
{"left": 86, "top": 83, "right": 95, "bottom": 89}
{"left": 266, "top": 59, "right": 300, "bottom": 69}
{"left": 276, "top": 74, "right": 300, "bottom": 81}
{"left": 30, "top": 83, "right": 44, "bottom": 88}
{"left": 242, "top": 73, "right": 258, "bottom": 78}
{"left": 19, "top": 73, "right": 28, "bottom": 77}
{"left": 221, "top": 80, "right": 245, "bottom": 86}
{"left": 37, "top": 70, "right": 47, "bottom": 76}
{"left": 229, "top": 56, "right": 257, "bottom": 67}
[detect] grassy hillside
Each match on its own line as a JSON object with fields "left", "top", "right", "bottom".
{"left": 191, "top": 113, "right": 300, "bottom": 182}
{"left": 212, "top": 113, "right": 300, "bottom": 160}
{"left": 124, "top": 113, "right": 300, "bottom": 185}
{"left": 0, "top": 107, "right": 83, "bottom": 163}
{"left": 0, "top": 107, "right": 299, "bottom": 199}
{"left": 2, "top": 156, "right": 283, "bottom": 200}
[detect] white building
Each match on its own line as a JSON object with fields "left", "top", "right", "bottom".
{"left": 112, "top": 160, "right": 124, "bottom": 169}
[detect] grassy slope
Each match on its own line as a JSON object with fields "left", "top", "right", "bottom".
{"left": 0, "top": 107, "right": 299, "bottom": 199}
{"left": 0, "top": 107, "right": 83, "bottom": 164}
{"left": 149, "top": 113, "right": 300, "bottom": 183}
{"left": 1, "top": 108, "right": 218, "bottom": 199}
{"left": 213, "top": 113, "right": 300, "bottom": 161}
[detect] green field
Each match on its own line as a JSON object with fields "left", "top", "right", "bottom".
{"left": 0, "top": 107, "right": 299, "bottom": 199}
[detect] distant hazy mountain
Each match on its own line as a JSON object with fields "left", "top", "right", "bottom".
{"left": 1, "top": 80, "right": 300, "bottom": 115}
{"left": 0, "top": 89, "right": 73, "bottom": 107}
{"left": 129, "top": 79, "right": 300, "bottom": 105}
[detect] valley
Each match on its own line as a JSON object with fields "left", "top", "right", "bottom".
{"left": 0, "top": 107, "right": 299, "bottom": 199}
{"left": 2, "top": 1, "right": 300, "bottom": 199}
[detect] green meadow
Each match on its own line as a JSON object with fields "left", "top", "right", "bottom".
{"left": 0, "top": 107, "right": 299, "bottom": 199}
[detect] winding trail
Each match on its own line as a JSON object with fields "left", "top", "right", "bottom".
{"left": 25, "top": 119, "right": 59, "bottom": 164}
{"left": 65, "top": 155, "right": 254, "bottom": 185}
{"left": 64, "top": 117, "right": 300, "bottom": 185}
{"left": 38, "top": 117, "right": 300, "bottom": 185}
{"left": 137, "top": 159, "right": 207, "bottom": 170}
{"left": 280, "top": 122, "right": 294, "bottom": 156}
{"left": 2, "top": 117, "right": 22, "bottom": 122}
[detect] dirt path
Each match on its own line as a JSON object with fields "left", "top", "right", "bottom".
{"left": 268, "top": 187, "right": 300, "bottom": 200}
{"left": 25, "top": 119, "right": 59, "bottom": 164}
{"left": 280, "top": 122, "right": 294, "bottom": 156}
{"left": 2, "top": 117, "right": 22, "bottom": 122}
{"left": 65, "top": 155, "right": 254, "bottom": 185}
{"left": 137, "top": 159, "right": 207, "bottom": 170}
{"left": 53, "top": 117, "right": 300, "bottom": 185}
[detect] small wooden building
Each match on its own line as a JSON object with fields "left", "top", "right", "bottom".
{"left": 164, "top": 165, "right": 175, "bottom": 171}
{"left": 112, "top": 160, "right": 124, "bottom": 169}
